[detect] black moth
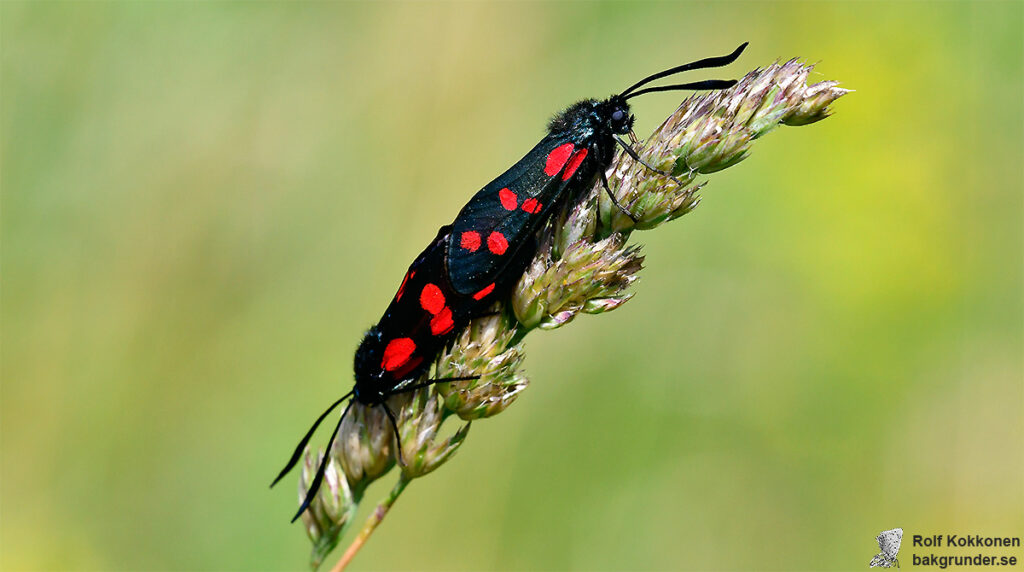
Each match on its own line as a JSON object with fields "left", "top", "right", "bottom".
{"left": 273, "top": 43, "right": 748, "bottom": 522}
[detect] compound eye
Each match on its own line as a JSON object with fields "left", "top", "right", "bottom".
{"left": 611, "top": 110, "right": 626, "bottom": 123}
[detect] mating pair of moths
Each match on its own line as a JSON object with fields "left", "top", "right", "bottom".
{"left": 273, "top": 43, "right": 749, "bottom": 520}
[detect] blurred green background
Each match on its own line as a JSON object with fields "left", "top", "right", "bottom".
{"left": 3, "top": 1, "right": 1021, "bottom": 570}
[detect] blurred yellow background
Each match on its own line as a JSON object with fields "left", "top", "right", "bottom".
{"left": 3, "top": 2, "right": 1021, "bottom": 570}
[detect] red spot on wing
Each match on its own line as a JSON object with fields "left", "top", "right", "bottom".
{"left": 460, "top": 231, "right": 481, "bottom": 252}
{"left": 487, "top": 232, "right": 508, "bottom": 255}
{"left": 396, "top": 270, "right": 414, "bottom": 302}
{"left": 430, "top": 307, "right": 454, "bottom": 335}
{"left": 498, "top": 188, "right": 518, "bottom": 211}
{"left": 544, "top": 143, "right": 574, "bottom": 176}
{"left": 420, "top": 283, "right": 446, "bottom": 315}
{"left": 472, "top": 283, "right": 495, "bottom": 300}
{"left": 562, "top": 148, "right": 588, "bottom": 180}
{"left": 381, "top": 338, "right": 416, "bottom": 372}
{"left": 521, "top": 198, "right": 541, "bottom": 214}
{"left": 390, "top": 355, "right": 424, "bottom": 380}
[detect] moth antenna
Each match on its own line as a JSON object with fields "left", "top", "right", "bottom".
{"left": 623, "top": 79, "right": 737, "bottom": 100}
{"left": 271, "top": 390, "right": 353, "bottom": 488}
{"left": 618, "top": 42, "right": 747, "bottom": 98}
{"left": 290, "top": 399, "right": 355, "bottom": 523}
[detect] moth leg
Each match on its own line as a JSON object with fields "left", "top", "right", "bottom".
{"left": 601, "top": 169, "right": 638, "bottom": 223}
{"left": 381, "top": 401, "right": 406, "bottom": 467}
{"left": 396, "top": 375, "right": 480, "bottom": 394}
{"left": 614, "top": 135, "right": 686, "bottom": 188}
{"left": 381, "top": 374, "right": 480, "bottom": 464}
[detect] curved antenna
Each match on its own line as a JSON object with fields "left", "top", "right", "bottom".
{"left": 618, "top": 42, "right": 748, "bottom": 99}
{"left": 291, "top": 399, "right": 355, "bottom": 523}
{"left": 270, "top": 390, "right": 353, "bottom": 488}
{"left": 623, "top": 79, "right": 738, "bottom": 100}
{"left": 281, "top": 375, "right": 480, "bottom": 520}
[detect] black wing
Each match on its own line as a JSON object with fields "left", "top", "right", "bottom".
{"left": 446, "top": 133, "right": 599, "bottom": 296}
{"left": 363, "top": 225, "right": 467, "bottom": 383}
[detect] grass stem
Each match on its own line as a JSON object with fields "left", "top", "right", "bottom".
{"left": 331, "top": 475, "right": 410, "bottom": 572}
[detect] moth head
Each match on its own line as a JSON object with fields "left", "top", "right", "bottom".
{"left": 604, "top": 96, "right": 634, "bottom": 135}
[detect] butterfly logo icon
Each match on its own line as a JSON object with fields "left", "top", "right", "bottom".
{"left": 869, "top": 528, "right": 903, "bottom": 568}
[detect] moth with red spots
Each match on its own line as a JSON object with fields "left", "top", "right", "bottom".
{"left": 447, "top": 43, "right": 747, "bottom": 297}
{"left": 272, "top": 43, "right": 748, "bottom": 522}
{"left": 271, "top": 224, "right": 536, "bottom": 522}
